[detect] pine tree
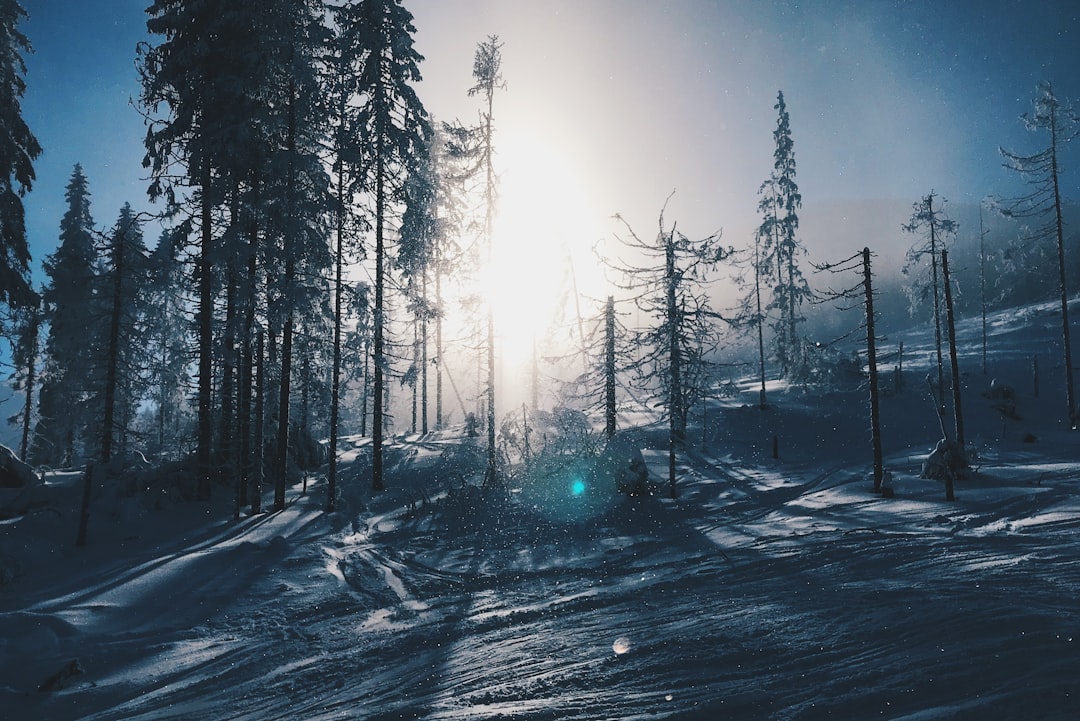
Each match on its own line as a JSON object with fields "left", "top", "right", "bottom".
{"left": 0, "top": 0, "right": 41, "bottom": 311}
{"left": 99, "top": 203, "right": 149, "bottom": 462}
{"left": 758, "top": 91, "right": 810, "bottom": 379}
{"left": 260, "top": 0, "right": 332, "bottom": 512}
{"left": 1000, "top": 80, "right": 1078, "bottom": 425}
{"left": 141, "top": 0, "right": 229, "bottom": 499}
{"left": 469, "top": 35, "right": 505, "bottom": 488}
{"left": 32, "top": 165, "right": 100, "bottom": 466}
{"left": 338, "top": 0, "right": 429, "bottom": 492}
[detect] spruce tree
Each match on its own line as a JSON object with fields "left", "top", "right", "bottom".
{"left": 758, "top": 91, "right": 810, "bottom": 379}
{"left": 99, "top": 204, "right": 149, "bottom": 462}
{"left": 32, "top": 165, "right": 100, "bottom": 466}
{"left": 337, "top": 0, "right": 429, "bottom": 492}
{"left": 469, "top": 35, "right": 505, "bottom": 488}
{"left": 0, "top": 0, "right": 41, "bottom": 310}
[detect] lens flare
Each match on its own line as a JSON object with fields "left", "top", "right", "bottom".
{"left": 571, "top": 479, "right": 587, "bottom": 496}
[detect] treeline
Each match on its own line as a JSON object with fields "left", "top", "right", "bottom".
{"left": 1, "top": 1, "right": 500, "bottom": 512}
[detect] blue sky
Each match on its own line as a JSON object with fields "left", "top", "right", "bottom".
{"left": 15, "top": 0, "right": 1080, "bottom": 283}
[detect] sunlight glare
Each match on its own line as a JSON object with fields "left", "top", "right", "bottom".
{"left": 487, "top": 134, "right": 606, "bottom": 374}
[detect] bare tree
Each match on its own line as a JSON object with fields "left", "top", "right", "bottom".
{"left": 604, "top": 197, "right": 728, "bottom": 498}
{"left": 1000, "top": 80, "right": 1078, "bottom": 426}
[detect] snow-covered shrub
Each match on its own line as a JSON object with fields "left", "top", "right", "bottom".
{"left": 796, "top": 345, "right": 863, "bottom": 389}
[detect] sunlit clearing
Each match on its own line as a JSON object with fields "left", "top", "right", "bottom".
{"left": 487, "top": 134, "right": 607, "bottom": 373}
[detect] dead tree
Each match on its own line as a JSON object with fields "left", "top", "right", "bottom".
{"left": 814, "top": 248, "right": 884, "bottom": 492}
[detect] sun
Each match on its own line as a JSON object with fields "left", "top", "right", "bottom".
{"left": 486, "top": 134, "right": 606, "bottom": 375}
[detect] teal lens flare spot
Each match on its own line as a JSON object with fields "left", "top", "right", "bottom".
{"left": 571, "top": 479, "right": 586, "bottom": 496}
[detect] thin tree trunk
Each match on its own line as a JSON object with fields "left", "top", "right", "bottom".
{"left": 273, "top": 83, "right": 298, "bottom": 512}
{"left": 979, "top": 204, "right": 988, "bottom": 375}
{"left": 19, "top": 310, "right": 38, "bottom": 462}
{"left": 1049, "top": 109, "right": 1076, "bottom": 425}
{"left": 605, "top": 295, "right": 617, "bottom": 438}
{"left": 928, "top": 194, "right": 945, "bottom": 417}
{"left": 666, "top": 229, "right": 682, "bottom": 499}
{"left": 101, "top": 217, "right": 126, "bottom": 463}
{"left": 421, "top": 266, "right": 429, "bottom": 434}
{"left": 943, "top": 249, "right": 965, "bottom": 448}
{"left": 863, "top": 248, "right": 883, "bottom": 492}
{"left": 435, "top": 246, "right": 444, "bottom": 430}
{"left": 754, "top": 233, "right": 767, "bottom": 408}
{"left": 328, "top": 150, "right": 345, "bottom": 512}
{"left": 251, "top": 329, "right": 264, "bottom": 514}
{"left": 411, "top": 313, "right": 419, "bottom": 434}
{"left": 196, "top": 156, "right": 214, "bottom": 501}
{"left": 373, "top": 132, "right": 386, "bottom": 492}
{"left": 274, "top": 260, "right": 294, "bottom": 512}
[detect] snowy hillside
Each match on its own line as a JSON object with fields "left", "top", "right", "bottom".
{"left": 2, "top": 301, "right": 1079, "bottom": 720}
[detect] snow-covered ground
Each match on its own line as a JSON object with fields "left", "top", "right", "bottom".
{"left": 2, "top": 301, "right": 1079, "bottom": 720}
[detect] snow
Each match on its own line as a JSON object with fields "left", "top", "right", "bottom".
{"left": 2, "top": 302, "right": 1079, "bottom": 719}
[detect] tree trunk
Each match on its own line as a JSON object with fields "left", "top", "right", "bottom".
{"left": 928, "top": 194, "right": 945, "bottom": 418}
{"left": 666, "top": 229, "right": 682, "bottom": 499}
{"left": 421, "top": 266, "right": 429, "bottom": 434}
{"left": 373, "top": 133, "right": 386, "bottom": 492}
{"left": 274, "top": 262, "right": 294, "bottom": 512}
{"left": 196, "top": 156, "right": 214, "bottom": 501}
{"left": 942, "top": 249, "right": 965, "bottom": 448}
{"left": 328, "top": 156, "right": 345, "bottom": 512}
{"left": 435, "top": 252, "right": 444, "bottom": 430}
{"left": 101, "top": 219, "right": 127, "bottom": 464}
{"left": 605, "top": 295, "right": 617, "bottom": 438}
{"left": 19, "top": 310, "right": 38, "bottom": 462}
{"left": 1049, "top": 109, "right": 1076, "bottom": 425}
{"left": 754, "top": 233, "right": 767, "bottom": 408}
{"left": 251, "top": 329, "right": 264, "bottom": 515}
{"left": 863, "top": 248, "right": 883, "bottom": 492}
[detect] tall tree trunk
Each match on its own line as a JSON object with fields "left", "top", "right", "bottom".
{"left": 605, "top": 295, "right": 616, "bottom": 438}
{"left": 251, "top": 328, "right": 264, "bottom": 514}
{"left": 928, "top": 194, "right": 945, "bottom": 417}
{"left": 863, "top": 248, "right": 883, "bottom": 492}
{"left": 482, "top": 76, "right": 498, "bottom": 489}
{"left": 754, "top": 233, "right": 767, "bottom": 408}
{"left": 666, "top": 229, "right": 682, "bottom": 499}
{"left": 19, "top": 310, "right": 38, "bottom": 462}
{"left": 1050, "top": 110, "right": 1076, "bottom": 425}
{"left": 942, "top": 249, "right": 965, "bottom": 448}
{"left": 979, "top": 204, "right": 988, "bottom": 375}
{"left": 411, "top": 313, "right": 419, "bottom": 434}
{"left": 373, "top": 133, "right": 386, "bottom": 492}
{"left": 220, "top": 261, "right": 237, "bottom": 477}
{"left": 421, "top": 266, "right": 429, "bottom": 434}
{"left": 101, "top": 216, "right": 127, "bottom": 463}
{"left": 274, "top": 259, "right": 295, "bottom": 512}
{"left": 435, "top": 246, "right": 444, "bottom": 430}
{"left": 196, "top": 157, "right": 214, "bottom": 501}
{"left": 273, "top": 83, "right": 298, "bottom": 512}
{"left": 328, "top": 156, "right": 345, "bottom": 512}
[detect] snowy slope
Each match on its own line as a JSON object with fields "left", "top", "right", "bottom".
{"left": 1, "top": 301, "right": 1079, "bottom": 720}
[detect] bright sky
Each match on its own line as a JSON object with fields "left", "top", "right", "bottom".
{"left": 15, "top": 0, "right": 1080, "bottom": 378}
